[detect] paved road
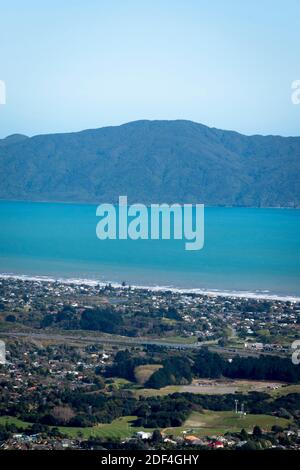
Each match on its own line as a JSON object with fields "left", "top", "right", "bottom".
{"left": 3, "top": 330, "right": 283, "bottom": 357}
{"left": 1, "top": 330, "right": 203, "bottom": 350}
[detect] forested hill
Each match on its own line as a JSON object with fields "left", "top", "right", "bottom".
{"left": 0, "top": 120, "right": 299, "bottom": 207}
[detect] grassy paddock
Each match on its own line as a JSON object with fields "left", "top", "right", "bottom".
{"left": 134, "top": 364, "right": 163, "bottom": 385}
{"left": 163, "top": 410, "right": 292, "bottom": 437}
{"left": 135, "top": 385, "right": 181, "bottom": 397}
{"left": 155, "top": 335, "right": 197, "bottom": 344}
{"left": 269, "top": 383, "right": 300, "bottom": 397}
{"left": 0, "top": 409, "right": 292, "bottom": 440}
{"left": 135, "top": 378, "right": 290, "bottom": 397}
{"left": 0, "top": 415, "right": 152, "bottom": 440}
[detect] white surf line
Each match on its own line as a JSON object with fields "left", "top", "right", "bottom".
{"left": 0, "top": 272, "right": 299, "bottom": 303}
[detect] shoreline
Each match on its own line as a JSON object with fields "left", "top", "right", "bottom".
{"left": 1, "top": 272, "right": 299, "bottom": 303}
{"left": 0, "top": 198, "right": 299, "bottom": 209}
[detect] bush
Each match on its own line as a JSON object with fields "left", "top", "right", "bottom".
{"left": 5, "top": 314, "right": 16, "bottom": 322}
{"left": 80, "top": 307, "right": 122, "bottom": 333}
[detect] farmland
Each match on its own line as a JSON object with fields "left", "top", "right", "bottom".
{"left": 0, "top": 415, "right": 151, "bottom": 440}
{"left": 164, "top": 411, "right": 292, "bottom": 437}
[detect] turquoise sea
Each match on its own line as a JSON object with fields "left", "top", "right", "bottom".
{"left": 0, "top": 201, "right": 299, "bottom": 299}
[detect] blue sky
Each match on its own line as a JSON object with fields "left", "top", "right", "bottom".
{"left": 0, "top": 0, "right": 299, "bottom": 138}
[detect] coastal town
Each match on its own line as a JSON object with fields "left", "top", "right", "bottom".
{"left": 0, "top": 276, "right": 300, "bottom": 450}
{"left": 0, "top": 276, "right": 299, "bottom": 352}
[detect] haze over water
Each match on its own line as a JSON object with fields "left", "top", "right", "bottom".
{"left": 0, "top": 201, "right": 299, "bottom": 299}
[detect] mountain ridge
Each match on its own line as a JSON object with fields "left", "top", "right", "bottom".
{"left": 0, "top": 120, "right": 299, "bottom": 207}
{"left": 3, "top": 119, "right": 300, "bottom": 140}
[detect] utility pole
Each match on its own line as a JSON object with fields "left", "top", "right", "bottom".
{"left": 234, "top": 399, "right": 238, "bottom": 414}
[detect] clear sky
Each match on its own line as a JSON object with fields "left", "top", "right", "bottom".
{"left": 0, "top": 0, "right": 299, "bottom": 138}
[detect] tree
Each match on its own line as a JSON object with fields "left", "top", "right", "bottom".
{"left": 218, "top": 337, "right": 229, "bottom": 347}
{"left": 240, "top": 440, "right": 260, "bottom": 450}
{"left": 152, "top": 429, "right": 163, "bottom": 443}
{"left": 5, "top": 314, "right": 16, "bottom": 322}
{"left": 51, "top": 405, "right": 75, "bottom": 425}
{"left": 80, "top": 307, "right": 122, "bottom": 333}
{"left": 253, "top": 425, "right": 263, "bottom": 438}
{"left": 40, "top": 314, "right": 54, "bottom": 327}
{"left": 28, "top": 423, "right": 48, "bottom": 434}
{"left": 94, "top": 376, "right": 106, "bottom": 389}
{"left": 145, "top": 356, "right": 192, "bottom": 389}
{"left": 271, "top": 425, "right": 284, "bottom": 434}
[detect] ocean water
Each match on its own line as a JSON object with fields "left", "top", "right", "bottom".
{"left": 0, "top": 201, "right": 299, "bottom": 299}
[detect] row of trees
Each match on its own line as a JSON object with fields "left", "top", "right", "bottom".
{"left": 107, "top": 348, "right": 300, "bottom": 390}
{"left": 41, "top": 305, "right": 123, "bottom": 334}
{"left": 192, "top": 350, "right": 300, "bottom": 383}
{"left": 2, "top": 382, "right": 300, "bottom": 429}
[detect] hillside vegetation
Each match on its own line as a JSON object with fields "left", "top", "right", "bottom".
{"left": 0, "top": 120, "right": 299, "bottom": 207}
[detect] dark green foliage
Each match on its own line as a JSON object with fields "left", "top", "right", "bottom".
{"left": 3, "top": 385, "right": 300, "bottom": 430}
{"left": 224, "top": 355, "right": 300, "bottom": 383}
{"left": 80, "top": 307, "right": 122, "bottom": 333}
{"left": 193, "top": 350, "right": 226, "bottom": 378}
{"left": 134, "top": 395, "right": 192, "bottom": 428}
{"left": 1, "top": 120, "right": 299, "bottom": 207}
{"left": 5, "top": 314, "right": 16, "bottom": 322}
{"left": 271, "top": 425, "right": 284, "bottom": 433}
{"left": 165, "top": 307, "right": 181, "bottom": 321}
{"left": 152, "top": 429, "right": 163, "bottom": 443}
{"left": 40, "top": 314, "right": 55, "bottom": 327}
{"left": 192, "top": 350, "right": 300, "bottom": 383}
{"left": 38, "top": 390, "right": 137, "bottom": 426}
{"left": 239, "top": 440, "right": 260, "bottom": 450}
{"left": 145, "top": 356, "right": 192, "bottom": 389}
{"left": 105, "top": 350, "right": 149, "bottom": 381}
{"left": 253, "top": 425, "right": 263, "bottom": 437}
{"left": 240, "top": 428, "right": 248, "bottom": 440}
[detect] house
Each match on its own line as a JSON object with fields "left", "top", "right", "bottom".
{"left": 135, "top": 431, "right": 152, "bottom": 440}
{"left": 208, "top": 440, "right": 224, "bottom": 449}
{"left": 184, "top": 435, "right": 203, "bottom": 445}
{"left": 163, "top": 437, "right": 177, "bottom": 445}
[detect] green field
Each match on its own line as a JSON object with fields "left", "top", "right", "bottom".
{"left": 163, "top": 410, "right": 292, "bottom": 437}
{"left": 153, "top": 335, "right": 197, "bottom": 344}
{"left": 107, "top": 377, "right": 134, "bottom": 389}
{"left": 135, "top": 385, "right": 181, "bottom": 397}
{"left": 0, "top": 415, "right": 153, "bottom": 440}
{"left": 1, "top": 409, "right": 291, "bottom": 440}
{"left": 269, "top": 383, "right": 300, "bottom": 397}
{"left": 134, "top": 378, "right": 295, "bottom": 397}
{"left": 134, "top": 364, "right": 163, "bottom": 385}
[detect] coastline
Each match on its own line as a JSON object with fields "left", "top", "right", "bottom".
{"left": 1, "top": 272, "right": 299, "bottom": 303}
{"left": 0, "top": 198, "right": 299, "bottom": 209}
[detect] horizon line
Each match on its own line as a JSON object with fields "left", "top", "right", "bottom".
{"left": 2, "top": 118, "right": 300, "bottom": 141}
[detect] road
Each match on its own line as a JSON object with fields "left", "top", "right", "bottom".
{"left": 1, "top": 330, "right": 203, "bottom": 350}
{"left": 2, "top": 329, "right": 283, "bottom": 357}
